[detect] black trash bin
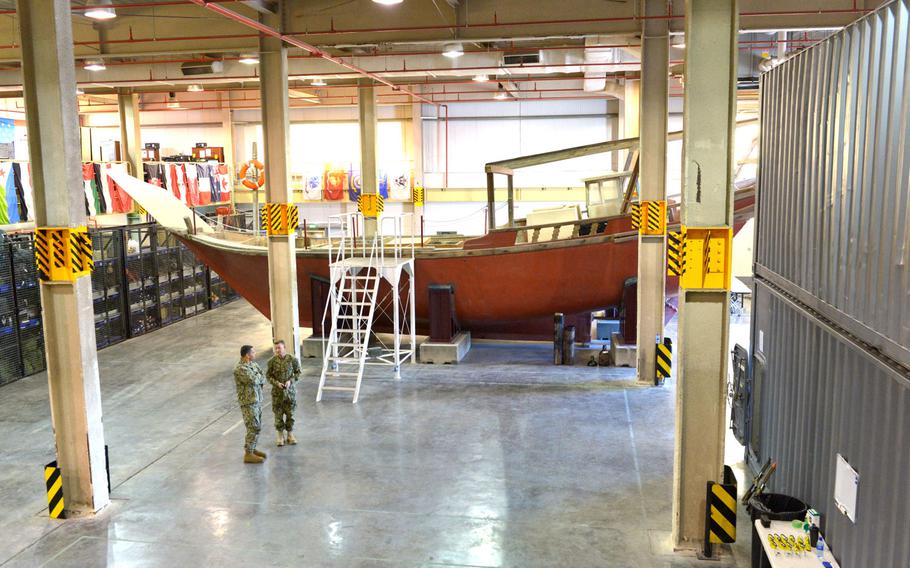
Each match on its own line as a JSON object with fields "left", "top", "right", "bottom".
{"left": 749, "top": 493, "right": 809, "bottom": 567}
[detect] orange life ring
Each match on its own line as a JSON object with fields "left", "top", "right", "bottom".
{"left": 239, "top": 159, "right": 265, "bottom": 189}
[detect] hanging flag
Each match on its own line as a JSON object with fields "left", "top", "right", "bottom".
{"left": 0, "top": 162, "right": 11, "bottom": 224}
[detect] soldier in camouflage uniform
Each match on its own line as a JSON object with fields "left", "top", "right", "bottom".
{"left": 267, "top": 339, "right": 302, "bottom": 446}
{"left": 234, "top": 345, "right": 267, "bottom": 464}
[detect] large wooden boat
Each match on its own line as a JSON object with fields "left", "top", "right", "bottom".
{"left": 173, "top": 187, "right": 754, "bottom": 340}
{"left": 111, "top": 124, "right": 757, "bottom": 341}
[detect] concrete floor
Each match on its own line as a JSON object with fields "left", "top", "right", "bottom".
{"left": 0, "top": 300, "right": 754, "bottom": 567}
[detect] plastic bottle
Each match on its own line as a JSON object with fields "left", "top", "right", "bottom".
{"left": 816, "top": 535, "right": 825, "bottom": 559}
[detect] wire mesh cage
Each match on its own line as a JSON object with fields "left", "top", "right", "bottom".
{"left": 208, "top": 268, "right": 237, "bottom": 309}
{"left": 0, "top": 235, "right": 22, "bottom": 386}
{"left": 9, "top": 233, "right": 44, "bottom": 379}
{"left": 179, "top": 242, "right": 208, "bottom": 317}
{"left": 156, "top": 228, "right": 186, "bottom": 325}
{"left": 91, "top": 227, "right": 127, "bottom": 349}
{"left": 123, "top": 224, "right": 160, "bottom": 337}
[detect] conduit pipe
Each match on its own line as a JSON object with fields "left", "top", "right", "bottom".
{"left": 187, "top": 0, "right": 438, "bottom": 107}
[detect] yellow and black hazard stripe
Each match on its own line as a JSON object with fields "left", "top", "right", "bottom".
{"left": 667, "top": 229, "right": 686, "bottom": 276}
{"left": 35, "top": 227, "right": 93, "bottom": 282}
{"left": 358, "top": 193, "right": 384, "bottom": 218}
{"left": 630, "top": 202, "right": 641, "bottom": 230}
{"left": 707, "top": 479, "right": 737, "bottom": 544}
{"left": 412, "top": 185, "right": 425, "bottom": 206}
{"left": 261, "top": 203, "right": 298, "bottom": 236}
{"left": 646, "top": 203, "right": 662, "bottom": 233}
{"left": 44, "top": 461, "right": 65, "bottom": 519}
{"left": 655, "top": 338, "right": 672, "bottom": 385}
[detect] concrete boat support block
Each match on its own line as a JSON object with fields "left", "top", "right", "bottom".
{"left": 419, "top": 331, "right": 471, "bottom": 364}
{"left": 611, "top": 332, "right": 637, "bottom": 367}
{"left": 301, "top": 336, "right": 330, "bottom": 359}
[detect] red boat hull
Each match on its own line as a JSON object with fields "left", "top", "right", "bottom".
{"left": 180, "top": 193, "right": 753, "bottom": 340}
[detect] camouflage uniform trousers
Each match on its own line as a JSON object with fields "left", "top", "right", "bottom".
{"left": 273, "top": 388, "right": 297, "bottom": 432}
{"left": 241, "top": 403, "right": 262, "bottom": 452}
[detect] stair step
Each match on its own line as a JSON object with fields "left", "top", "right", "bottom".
{"left": 321, "top": 386, "right": 357, "bottom": 392}
{"left": 340, "top": 301, "right": 373, "bottom": 306}
{"left": 325, "top": 371, "right": 359, "bottom": 377}
{"left": 330, "top": 342, "right": 367, "bottom": 347}
{"left": 327, "top": 357, "right": 362, "bottom": 364}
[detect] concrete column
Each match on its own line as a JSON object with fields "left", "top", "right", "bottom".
{"left": 672, "top": 0, "right": 738, "bottom": 549}
{"left": 117, "top": 91, "right": 142, "bottom": 178}
{"left": 621, "top": 79, "right": 640, "bottom": 169}
{"left": 259, "top": 5, "right": 300, "bottom": 355}
{"left": 359, "top": 80, "right": 379, "bottom": 237}
{"left": 635, "top": 0, "right": 669, "bottom": 385}
{"left": 17, "top": 0, "right": 109, "bottom": 516}
{"left": 409, "top": 101, "right": 424, "bottom": 235}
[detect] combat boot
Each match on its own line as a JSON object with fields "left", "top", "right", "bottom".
{"left": 276, "top": 430, "right": 285, "bottom": 446}
{"left": 286, "top": 432, "right": 297, "bottom": 445}
{"left": 252, "top": 449, "right": 267, "bottom": 459}
{"left": 243, "top": 452, "right": 264, "bottom": 464}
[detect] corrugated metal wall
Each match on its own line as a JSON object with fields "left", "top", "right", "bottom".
{"left": 752, "top": 1, "right": 910, "bottom": 566}
{"left": 750, "top": 283, "right": 910, "bottom": 568}
{"left": 757, "top": 0, "right": 910, "bottom": 367}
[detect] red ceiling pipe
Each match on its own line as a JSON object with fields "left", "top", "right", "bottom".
{"left": 0, "top": 0, "right": 237, "bottom": 15}
{"left": 284, "top": 7, "right": 869, "bottom": 38}
{"left": 188, "top": 0, "right": 439, "bottom": 106}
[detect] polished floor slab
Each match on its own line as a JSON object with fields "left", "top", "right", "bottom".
{"left": 0, "top": 300, "right": 752, "bottom": 567}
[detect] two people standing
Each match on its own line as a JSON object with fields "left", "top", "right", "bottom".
{"left": 233, "top": 339, "right": 302, "bottom": 464}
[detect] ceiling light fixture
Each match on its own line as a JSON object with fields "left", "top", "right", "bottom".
{"left": 83, "top": 1, "right": 116, "bottom": 20}
{"left": 442, "top": 43, "right": 464, "bottom": 58}
{"left": 83, "top": 59, "right": 106, "bottom": 72}
{"left": 166, "top": 92, "right": 183, "bottom": 109}
{"left": 473, "top": 74, "right": 489, "bottom": 83}
{"left": 494, "top": 83, "right": 509, "bottom": 100}
{"left": 238, "top": 54, "right": 259, "bottom": 65}
{"left": 372, "top": 0, "right": 404, "bottom": 4}
{"left": 311, "top": 78, "right": 327, "bottom": 86}
{"left": 187, "top": 84, "right": 204, "bottom": 92}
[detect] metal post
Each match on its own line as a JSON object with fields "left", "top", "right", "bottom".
{"left": 486, "top": 171, "right": 496, "bottom": 231}
{"left": 393, "top": 272, "right": 401, "bottom": 379}
{"left": 409, "top": 265, "right": 416, "bottom": 365}
{"left": 673, "top": 0, "right": 738, "bottom": 549}
{"left": 18, "top": 0, "right": 110, "bottom": 515}
{"left": 507, "top": 174, "right": 515, "bottom": 227}
{"left": 636, "top": 0, "right": 670, "bottom": 385}
{"left": 260, "top": 2, "right": 300, "bottom": 355}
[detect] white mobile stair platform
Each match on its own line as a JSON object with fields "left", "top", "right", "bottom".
{"left": 317, "top": 213, "right": 416, "bottom": 403}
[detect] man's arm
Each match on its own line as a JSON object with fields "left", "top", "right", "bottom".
{"left": 265, "top": 358, "right": 283, "bottom": 389}
{"left": 292, "top": 357, "right": 302, "bottom": 381}
{"left": 234, "top": 365, "right": 253, "bottom": 400}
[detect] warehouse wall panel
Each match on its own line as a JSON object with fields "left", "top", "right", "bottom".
{"left": 750, "top": 282, "right": 910, "bottom": 568}
{"left": 756, "top": 0, "right": 910, "bottom": 366}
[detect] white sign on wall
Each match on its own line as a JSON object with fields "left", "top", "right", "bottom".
{"left": 834, "top": 453, "right": 859, "bottom": 523}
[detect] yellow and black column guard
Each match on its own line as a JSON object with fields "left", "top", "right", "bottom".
{"left": 412, "top": 185, "right": 425, "bottom": 207}
{"left": 703, "top": 465, "right": 737, "bottom": 557}
{"left": 631, "top": 200, "right": 667, "bottom": 235}
{"left": 260, "top": 203, "right": 299, "bottom": 236}
{"left": 630, "top": 202, "right": 641, "bottom": 230}
{"left": 667, "top": 229, "right": 686, "bottom": 276}
{"left": 35, "top": 226, "right": 93, "bottom": 282}
{"left": 44, "top": 461, "right": 65, "bottom": 519}
{"left": 358, "top": 193, "right": 384, "bottom": 218}
{"left": 655, "top": 338, "right": 672, "bottom": 385}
